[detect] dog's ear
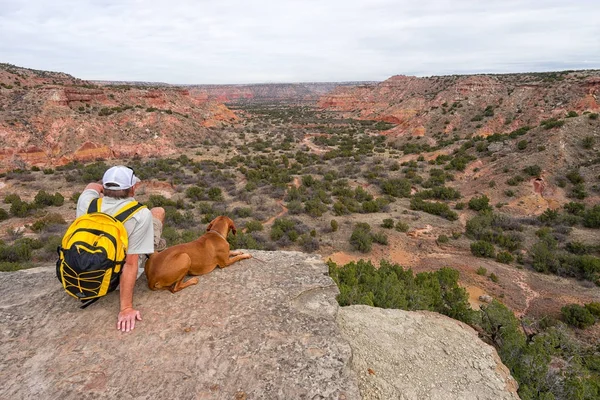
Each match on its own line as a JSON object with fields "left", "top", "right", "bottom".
{"left": 230, "top": 222, "right": 237, "bottom": 236}
{"left": 206, "top": 221, "right": 213, "bottom": 232}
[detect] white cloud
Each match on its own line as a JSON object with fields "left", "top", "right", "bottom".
{"left": 0, "top": 0, "right": 598, "bottom": 83}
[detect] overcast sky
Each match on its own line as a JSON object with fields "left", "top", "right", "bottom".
{"left": 1, "top": 0, "right": 598, "bottom": 84}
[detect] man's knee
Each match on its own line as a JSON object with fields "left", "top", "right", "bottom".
{"left": 151, "top": 207, "right": 165, "bottom": 223}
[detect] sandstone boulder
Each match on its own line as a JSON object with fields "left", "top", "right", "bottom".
{"left": 338, "top": 306, "right": 520, "bottom": 400}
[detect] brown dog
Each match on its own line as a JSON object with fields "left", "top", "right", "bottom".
{"left": 144, "top": 216, "right": 252, "bottom": 293}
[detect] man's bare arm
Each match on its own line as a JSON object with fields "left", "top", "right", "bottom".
{"left": 117, "top": 253, "right": 141, "bottom": 333}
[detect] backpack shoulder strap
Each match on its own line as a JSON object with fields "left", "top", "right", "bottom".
{"left": 114, "top": 201, "right": 147, "bottom": 223}
{"left": 87, "top": 198, "right": 102, "bottom": 214}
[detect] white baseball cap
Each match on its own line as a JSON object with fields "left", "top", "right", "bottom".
{"left": 102, "top": 166, "right": 140, "bottom": 190}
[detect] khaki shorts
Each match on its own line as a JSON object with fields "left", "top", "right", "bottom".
{"left": 153, "top": 218, "right": 167, "bottom": 252}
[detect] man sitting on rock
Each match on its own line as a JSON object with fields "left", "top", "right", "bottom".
{"left": 76, "top": 166, "right": 167, "bottom": 333}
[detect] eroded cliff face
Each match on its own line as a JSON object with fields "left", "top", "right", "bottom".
{"left": 0, "top": 251, "right": 518, "bottom": 399}
{"left": 318, "top": 72, "right": 600, "bottom": 139}
{"left": 186, "top": 82, "right": 362, "bottom": 103}
{"left": 0, "top": 64, "right": 236, "bottom": 171}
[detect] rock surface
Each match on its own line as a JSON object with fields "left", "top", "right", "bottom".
{"left": 0, "top": 251, "right": 359, "bottom": 399}
{"left": 1, "top": 251, "right": 520, "bottom": 400}
{"left": 337, "top": 306, "right": 520, "bottom": 400}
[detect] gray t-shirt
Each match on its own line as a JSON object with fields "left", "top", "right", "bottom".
{"left": 76, "top": 189, "right": 154, "bottom": 255}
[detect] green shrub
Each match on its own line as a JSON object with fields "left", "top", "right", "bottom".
{"left": 244, "top": 220, "right": 263, "bottom": 233}
{"left": 523, "top": 165, "right": 542, "bottom": 177}
{"left": 304, "top": 198, "right": 328, "bottom": 217}
{"left": 228, "top": 231, "right": 264, "bottom": 250}
{"left": 31, "top": 213, "right": 67, "bottom": 232}
{"left": 395, "top": 221, "right": 409, "bottom": 232}
{"left": 476, "top": 266, "right": 487, "bottom": 275}
{"left": 165, "top": 208, "right": 196, "bottom": 229}
{"left": 561, "top": 304, "right": 596, "bottom": 329}
{"left": 299, "top": 234, "right": 319, "bottom": 252}
{"left": 287, "top": 200, "right": 303, "bottom": 215}
{"left": 565, "top": 241, "right": 592, "bottom": 255}
{"left": 185, "top": 186, "right": 204, "bottom": 202}
{"left": 98, "top": 107, "right": 114, "bottom": 116}
{"left": 10, "top": 199, "right": 33, "bottom": 217}
{"left": 147, "top": 195, "right": 182, "bottom": 209}
{"left": 70, "top": 192, "right": 81, "bottom": 203}
{"left": 588, "top": 113, "right": 598, "bottom": 120}
{"left": 540, "top": 118, "right": 565, "bottom": 129}
{"left": 489, "top": 273, "right": 499, "bottom": 283}
{"left": 382, "top": 218, "right": 394, "bottom": 229}
{"left": 380, "top": 178, "right": 411, "bottom": 197}
{"left": 270, "top": 218, "right": 303, "bottom": 243}
{"left": 4, "top": 193, "right": 21, "bottom": 204}
{"left": 517, "top": 140, "right": 528, "bottom": 150}
{"left": 36, "top": 235, "right": 63, "bottom": 261}
{"left": 566, "top": 170, "right": 584, "bottom": 185}
{"left": 207, "top": 187, "right": 223, "bottom": 201}
{"left": 0, "top": 208, "right": 8, "bottom": 221}
{"left": 350, "top": 223, "right": 373, "bottom": 253}
{"left": 571, "top": 183, "right": 587, "bottom": 200}
{"left": 585, "top": 302, "right": 600, "bottom": 318}
{"left": 471, "top": 240, "right": 496, "bottom": 258}
{"left": 496, "top": 251, "right": 514, "bottom": 264}
{"left": 33, "top": 190, "right": 64, "bottom": 207}
{"left": 539, "top": 208, "right": 559, "bottom": 224}
{"left": 330, "top": 219, "right": 339, "bottom": 232}
{"left": 506, "top": 175, "right": 524, "bottom": 186}
{"left": 0, "top": 238, "right": 39, "bottom": 263}
{"left": 564, "top": 202, "right": 585, "bottom": 215}
{"left": 328, "top": 259, "right": 476, "bottom": 324}
{"left": 410, "top": 198, "right": 458, "bottom": 221}
{"left": 437, "top": 234, "right": 449, "bottom": 244}
{"left": 371, "top": 232, "right": 388, "bottom": 245}
{"left": 233, "top": 207, "right": 252, "bottom": 218}
{"left": 468, "top": 195, "right": 492, "bottom": 212}
{"left": 414, "top": 186, "right": 461, "bottom": 201}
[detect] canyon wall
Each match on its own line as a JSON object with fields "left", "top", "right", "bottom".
{"left": 0, "top": 64, "right": 236, "bottom": 171}
{"left": 318, "top": 72, "right": 600, "bottom": 139}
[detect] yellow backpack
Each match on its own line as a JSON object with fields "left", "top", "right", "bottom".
{"left": 56, "top": 198, "right": 146, "bottom": 308}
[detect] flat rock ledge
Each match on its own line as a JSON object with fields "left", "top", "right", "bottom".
{"left": 338, "top": 306, "right": 520, "bottom": 400}
{"left": 0, "top": 251, "right": 359, "bottom": 400}
{"left": 0, "top": 250, "right": 519, "bottom": 400}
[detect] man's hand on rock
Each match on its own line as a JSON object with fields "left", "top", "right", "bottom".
{"left": 117, "top": 307, "right": 142, "bottom": 333}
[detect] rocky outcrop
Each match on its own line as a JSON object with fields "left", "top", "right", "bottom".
{"left": 319, "top": 71, "right": 600, "bottom": 139}
{"left": 0, "top": 251, "right": 358, "bottom": 399}
{"left": 338, "top": 306, "right": 520, "bottom": 400}
{"left": 0, "top": 64, "right": 237, "bottom": 171}
{"left": 0, "top": 251, "right": 519, "bottom": 400}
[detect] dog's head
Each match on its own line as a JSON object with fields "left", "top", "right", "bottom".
{"left": 206, "top": 215, "right": 237, "bottom": 236}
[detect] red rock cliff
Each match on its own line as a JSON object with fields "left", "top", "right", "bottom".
{"left": 318, "top": 71, "right": 600, "bottom": 138}
{"left": 0, "top": 64, "right": 237, "bottom": 170}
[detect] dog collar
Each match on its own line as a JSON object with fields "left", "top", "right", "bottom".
{"left": 208, "top": 230, "right": 227, "bottom": 241}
